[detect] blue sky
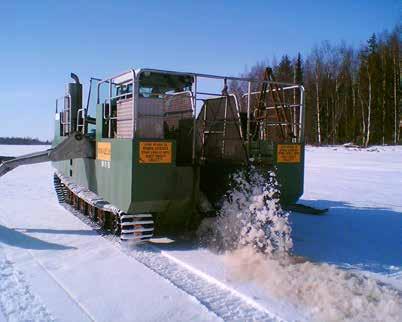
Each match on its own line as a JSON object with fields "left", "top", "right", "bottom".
{"left": 0, "top": 0, "right": 399, "bottom": 140}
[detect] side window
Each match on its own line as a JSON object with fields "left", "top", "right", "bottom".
{"left": 139, "top": 87, "right": 153, "bottom": 98}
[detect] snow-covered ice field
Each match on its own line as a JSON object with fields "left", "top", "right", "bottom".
{"left": 0, "top": 145, "right": 401, "bottom": 322}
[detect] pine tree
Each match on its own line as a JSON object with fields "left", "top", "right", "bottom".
{"left": 295, "top": 53, "right": 303, "bottom": 85}
{"left": 233, "top": 24, "right": 400, "bottom": 146}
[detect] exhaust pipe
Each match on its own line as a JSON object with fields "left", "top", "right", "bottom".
{"left": 70, "top": 73, "right": 80, "bottom": 84}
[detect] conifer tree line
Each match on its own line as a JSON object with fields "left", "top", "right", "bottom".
{"left": 0, "top": 137, "right": 51, "bottom": 145}
{"left": 231, "top": 25, "right": 401, "bottom": 146}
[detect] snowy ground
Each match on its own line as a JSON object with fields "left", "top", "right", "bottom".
{"left": 0, "top": 145, "right": 401, "bottom": 322}
{"left": 298, "top": 146, "right": 402, "bottom": 278}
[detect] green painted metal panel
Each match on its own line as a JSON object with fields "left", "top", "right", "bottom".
{"left": 274, "top": 143, "right": 305, "bottom": 205}
{"left": 51, "top": 119, "right": 70, "bottom": 175}
{"left": 96, "top": 104, "right": 107, "bottom": 140}
{"left": 130, "top": 139, "right": 198, "bottom": 214}
{"left": 91, "top": 139, "right": 133, "bottom": 211}
{"left": 51, "top": 135, "right": 198, "bottom": 221}
{"left": 200, "top": 142, "right": 304, "bottom": 207}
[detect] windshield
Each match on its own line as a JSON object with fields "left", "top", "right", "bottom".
{"left": 138, "top": 71, "right": 193, "bottom": 98}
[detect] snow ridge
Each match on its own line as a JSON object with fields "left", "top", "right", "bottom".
{"left": 0, "top": 247, "right": 54, "bottom": 322}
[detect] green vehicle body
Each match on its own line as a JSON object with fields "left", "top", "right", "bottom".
{"left": 52, "top": 68, "right": 305, "bottom": 235}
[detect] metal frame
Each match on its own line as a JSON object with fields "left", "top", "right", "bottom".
{"left": 164, "top": 90, "right": 195, "bottom": 111}
{"left": 96, "top": 69, "right": 136, "bottom": 139}
{"left": 241, "top": 85, "right": 304, "bottom": 143}
{"left": 76, "top": 108, "right": 85, "bottom": 133}
{"left": 85, "top": 77, "right": 102, "bottom": 111}
{"left": 94, "top": 68, "right": 305, "bottom": 162}
{"left": 55, "top": 77, "right": 103, "bottom": 136}
{"left": 57, "top": 94, "right": 71, "bottom": 135}
{"left": 198, "top": 93, "right": 244, "bottom": 161}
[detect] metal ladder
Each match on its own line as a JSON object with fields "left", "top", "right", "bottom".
{"left": 253, "top": 67, "right": 294, "bottom": 141}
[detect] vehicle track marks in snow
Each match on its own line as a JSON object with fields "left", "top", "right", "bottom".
{"left": 65, "top": 204, "right": 283, "bottom": 322}
{"left": 127, "top": 245, "right": 282, "bottom": 322}
{"left": 0, "top": 247, "right": 54, "bottom": 322}
{"left": 23, "top": 250, "right": 96, "bottom": 322}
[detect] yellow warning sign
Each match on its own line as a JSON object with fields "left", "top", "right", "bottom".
{"left": 277, "top": 144, "right": 301, "bottom": 163}
{"left": 139, "top": 142, "right": 172, "bottom": 164}
{"left": 97, "top": 142, "right": 111, "bottom": 161}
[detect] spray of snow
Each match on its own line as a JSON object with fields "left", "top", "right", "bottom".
{"left": 200, "top": 168, "right": 402, "bottom": 321}
{"left": 202, "top": 167, "right": 293, "bottom": 255}
{"left": 224, "top": 247, "right": 402, "bottom": 322}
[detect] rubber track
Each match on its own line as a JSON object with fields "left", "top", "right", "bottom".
{"left": 53, "top": 172, "right": 153, "bottom": 241}
{"left": 53, "top": 174, "right": 66, "bottom": 203}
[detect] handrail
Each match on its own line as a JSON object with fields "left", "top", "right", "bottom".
{"left": 192, "top": 77, "right": 197, "bottom": 162}
{"left": 95, "top": 67, "right": 300, "bottom": 97}
{"left": 136, "top": 68, "right": 298, "bottom": 87}
{"left": 299, "top": 85, "right": 305, "bottom": 142}
{"left": 199, "top": 93, "right": 246, "bottom": 160}
{"left": 85, "top": 77, "right": 102, "bottom": 111}
{"left": 164, "top": 90, "right": 194, "bottom": 112}
{"left": 241, "top": 85, "right": 301, "bottom": 98}
{"left": 76, "top": 108, "right": 86, "bottom": 133}
{"left": 111, "top": 90, "right": 133, "bottom": 100}
{"left": 97, "top": 69, "right": 136, "bottom": 138}
{"left": 90, "top": 68, "right": 304, "bottom": 155}
{"left": 241, "top": 84, "right": 304, "bottom": 142}
{"left": 58, "top": 94, "right": 71, "bottom": 135}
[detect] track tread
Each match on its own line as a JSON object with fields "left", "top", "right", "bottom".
{"left": 53, "top": 172, "right": 154, "bottom": 241}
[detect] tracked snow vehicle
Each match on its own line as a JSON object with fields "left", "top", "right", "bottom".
{"left": 0, "top": 68, "right": 305, "bottom": 241}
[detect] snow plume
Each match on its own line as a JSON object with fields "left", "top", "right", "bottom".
{"left": 201, "top": 167, "right": 293, "bottom": 255}
{"left": 199, "top": 167, "right": 402, "bottom": 321}
{"left": 224, "top": 247, "right": 402, "bottom": 322}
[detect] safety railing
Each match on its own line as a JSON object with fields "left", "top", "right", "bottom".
{"left": 198, "top": 93, "right": 244, "bottom": 160}
{"left": 164, "top": 90, "right": 194, "bottom": 111}
{"left": 96, "top": 69, "right": 136, "bottom": 139}
{"left": 241, "top": 85, "right": 304, "bottom": 143}
{"left": 93, "top": 68, "right": 305, "bottom": 162}
{"left": 76, "top": 108, "right": 86, "bottom": 133}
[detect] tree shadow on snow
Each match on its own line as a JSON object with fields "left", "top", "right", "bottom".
{"left": 0, "top": 224, "right": 76, "bottom": 250}
{"left": 290, "top": 199, "right": 402, "bottom": 274}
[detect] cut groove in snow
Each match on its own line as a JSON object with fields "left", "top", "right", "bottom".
{"left": 64, "top": 204, "right": 283, "bottom": 322}
{"left": 0, "top": 247, "right": 55, "bottom": 322}
{"left": 127, "top": 243, "right": 282, "bottom": 321}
